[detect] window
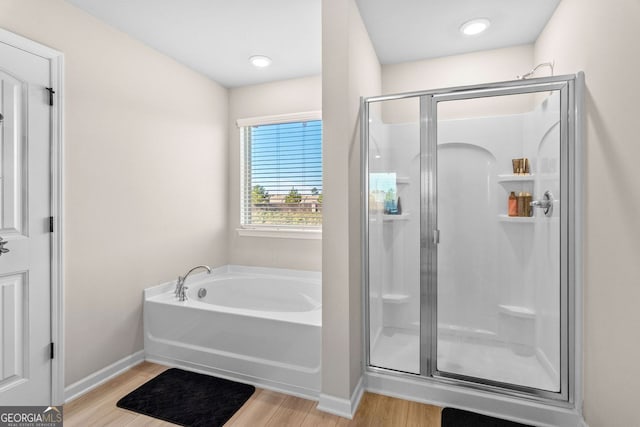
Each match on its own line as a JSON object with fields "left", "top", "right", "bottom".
{"left": 239, "top": 112, "right": 322, "bottom": 233}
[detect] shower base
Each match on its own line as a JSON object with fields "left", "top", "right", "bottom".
{"left": 370, "top": 328, "right": 557, "bottom": 391}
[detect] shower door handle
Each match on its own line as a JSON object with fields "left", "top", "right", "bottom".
{"left": 433, "top": 229, "right": 440, "bottom": 244}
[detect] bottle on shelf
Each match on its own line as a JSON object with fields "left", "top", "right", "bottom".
{"left": 517, "top": 192, "right": 526, "bottom": 216}
{"left": 515, "top": 192, "right": 534, "bottom": 217}
{"left": 508, "top": 192, "right": 518, "bottom": 216}
{"left": 511, "top": 157, "right": 531, "bottom": 176}
{"left": 524, "top": 193, "right": 532, "bottom": 217}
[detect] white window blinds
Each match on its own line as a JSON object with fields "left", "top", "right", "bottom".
{"left": 240, "top": 119, "right": 322, "bottom": 228}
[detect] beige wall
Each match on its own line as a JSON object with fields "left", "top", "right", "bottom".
{"left": 346, "top": 0, "right": 381, "bottom": 393}
{"left": 535, "top": 1, "right": 640, "bottom": 425}
{"left": 381, "top": 45, "right": 534, "bottom": 122}
{"left": 382, "top": 44, "right": 533, "bottom": 94}
{"left": 228, "top": 76, "right": 322, "bottom": 271}
{"left": 0, "top": 0, "right": 229, "bottom": 386}
{"left": 321, "top": 0, "right": 381, "bottom": 401}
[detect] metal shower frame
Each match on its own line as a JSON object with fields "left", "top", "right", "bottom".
{"left": 360, "top": 73, "right": 583, "bottom": 407}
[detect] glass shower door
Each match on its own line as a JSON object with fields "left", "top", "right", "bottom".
{"left": 430, "top": 86, "right": 568, "bottom": 395}
{"left": 363, "top": 75, "right": 579, "bottom": 404}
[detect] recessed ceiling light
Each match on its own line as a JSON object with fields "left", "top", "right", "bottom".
{"left": 460, "top": 18, "right": 491, "bottom": 36}
{"left": 249, "top": 55, "right": 272, "bottom": 68}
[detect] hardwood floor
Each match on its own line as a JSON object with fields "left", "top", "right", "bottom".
{"left": 63, "top": 362, "right": 442, "bottom": 426}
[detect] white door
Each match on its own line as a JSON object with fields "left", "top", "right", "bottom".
{"left": 0, "top": 40, "right": 52, "bottom": 404}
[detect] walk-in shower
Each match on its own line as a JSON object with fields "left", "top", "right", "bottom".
{"left": 362, "top": 74, "right": 583, "bottom": 421}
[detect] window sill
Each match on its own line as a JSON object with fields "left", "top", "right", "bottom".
{"left": 236, "top": 227, "right": 322, "bottom": 240}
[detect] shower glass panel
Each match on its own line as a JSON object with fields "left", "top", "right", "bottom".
{"left": 434, "top": 92, "right": 561, "bottom": 392}
{"left": 366, "top": 97, "right": 421, "bottom": 374}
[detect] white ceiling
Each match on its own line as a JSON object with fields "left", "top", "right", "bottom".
{"left": 65, "top": 0, "right": 322, "bottom": 88}
{"left": 65, "top": 0, "right": 560, "bottom": 88}
{"left": 356, "top": 0, "right": 561, "bottom": 64}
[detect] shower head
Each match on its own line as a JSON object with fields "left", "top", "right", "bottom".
{"left": 517, "top": 62, "right": 555, "bottom": 80}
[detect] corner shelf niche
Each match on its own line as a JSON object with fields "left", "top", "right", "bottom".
{"left": 383, "top": 213, "right": 410, "bottom": 222}
{"left": 498, "top": 174, "right": 535, "bottom": 223}
{"left": 382, "top": 293, "right": 410, "bottom": 304}
{"left": 497, "top": 174, "right": 535, "bottom": 183}
{"left": 498, "top": 214, "right": 535, "bottom": 223}
{"left": 369, "top": 213, "right": 411, "bottom": 223}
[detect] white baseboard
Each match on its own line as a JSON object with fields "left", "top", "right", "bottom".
{"left": 351, "top": 377, "right": 365, "bottom": 416}
{"left": 316, "top": 376, "right": 364, "bottom": 419}
{"left": 64, "top": 350, "right": 145, "bottom": 403}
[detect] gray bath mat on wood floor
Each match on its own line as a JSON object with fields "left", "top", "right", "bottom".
{"left": 116, "top": 368, "right": 255, "bottom": 427}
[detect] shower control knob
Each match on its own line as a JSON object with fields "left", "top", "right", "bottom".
{"left": 530, "top": 190, "right": 554, "bottom": 217}
{"left": 530, "top": 200, "right": 551, "bottom": 208}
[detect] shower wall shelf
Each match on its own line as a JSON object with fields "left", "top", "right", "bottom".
{"left": 369, "top": 213, "right": 411, "bottom": 223}
{"left": 382, "top": 293, "right": 411, "bottom": 304}
{"left": 396, "top": 176, "right": 411, "bottom": 185}
{"left": 498, "top": 214, "right": 535, "bottom": 223}
{"left": 497, "top": 174, "right": 535, "bottom": 183}
{"left": 383, "top": 213, "right": 410, "bottom": 222}
{"left": 498, "top": 175, "right": 535, "bottom": 222}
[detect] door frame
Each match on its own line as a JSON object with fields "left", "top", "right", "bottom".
{"left": 0, "top": 27, "right": 65, "bottom": 405}
{"left": 422, "top": 80, "right": 571, "bottom": 402}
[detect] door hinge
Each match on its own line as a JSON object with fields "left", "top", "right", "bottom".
{"left": 45, "top": 87, "right": 55, "bottom": 106}
{"left": 50, "top": 342, "right": 54, "bottom": 359}
{"left": 49, "top": 216, "right": 54, "bottom": 233}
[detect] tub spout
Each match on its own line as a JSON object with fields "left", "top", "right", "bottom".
{"left": 175, "top": 265, "right": 211, "bottom": 301}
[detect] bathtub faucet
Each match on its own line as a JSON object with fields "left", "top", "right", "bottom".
{"left": 175, "top": 265, "right": 211, "bottom": 301}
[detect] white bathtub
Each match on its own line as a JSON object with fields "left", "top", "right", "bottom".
{"left": 144, "top": 265, "right": 322, "bottom": 398}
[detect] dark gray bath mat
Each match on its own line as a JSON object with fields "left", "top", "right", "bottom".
{"left": 116, "top": 368, "right": 255, "bottom": 426}
{"left": 441, "top": 407, "right": 533, "bottom": 427}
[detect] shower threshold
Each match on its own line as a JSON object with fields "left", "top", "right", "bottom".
{"left": 370, "top": 327, "right": 558, "bottom": 391}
